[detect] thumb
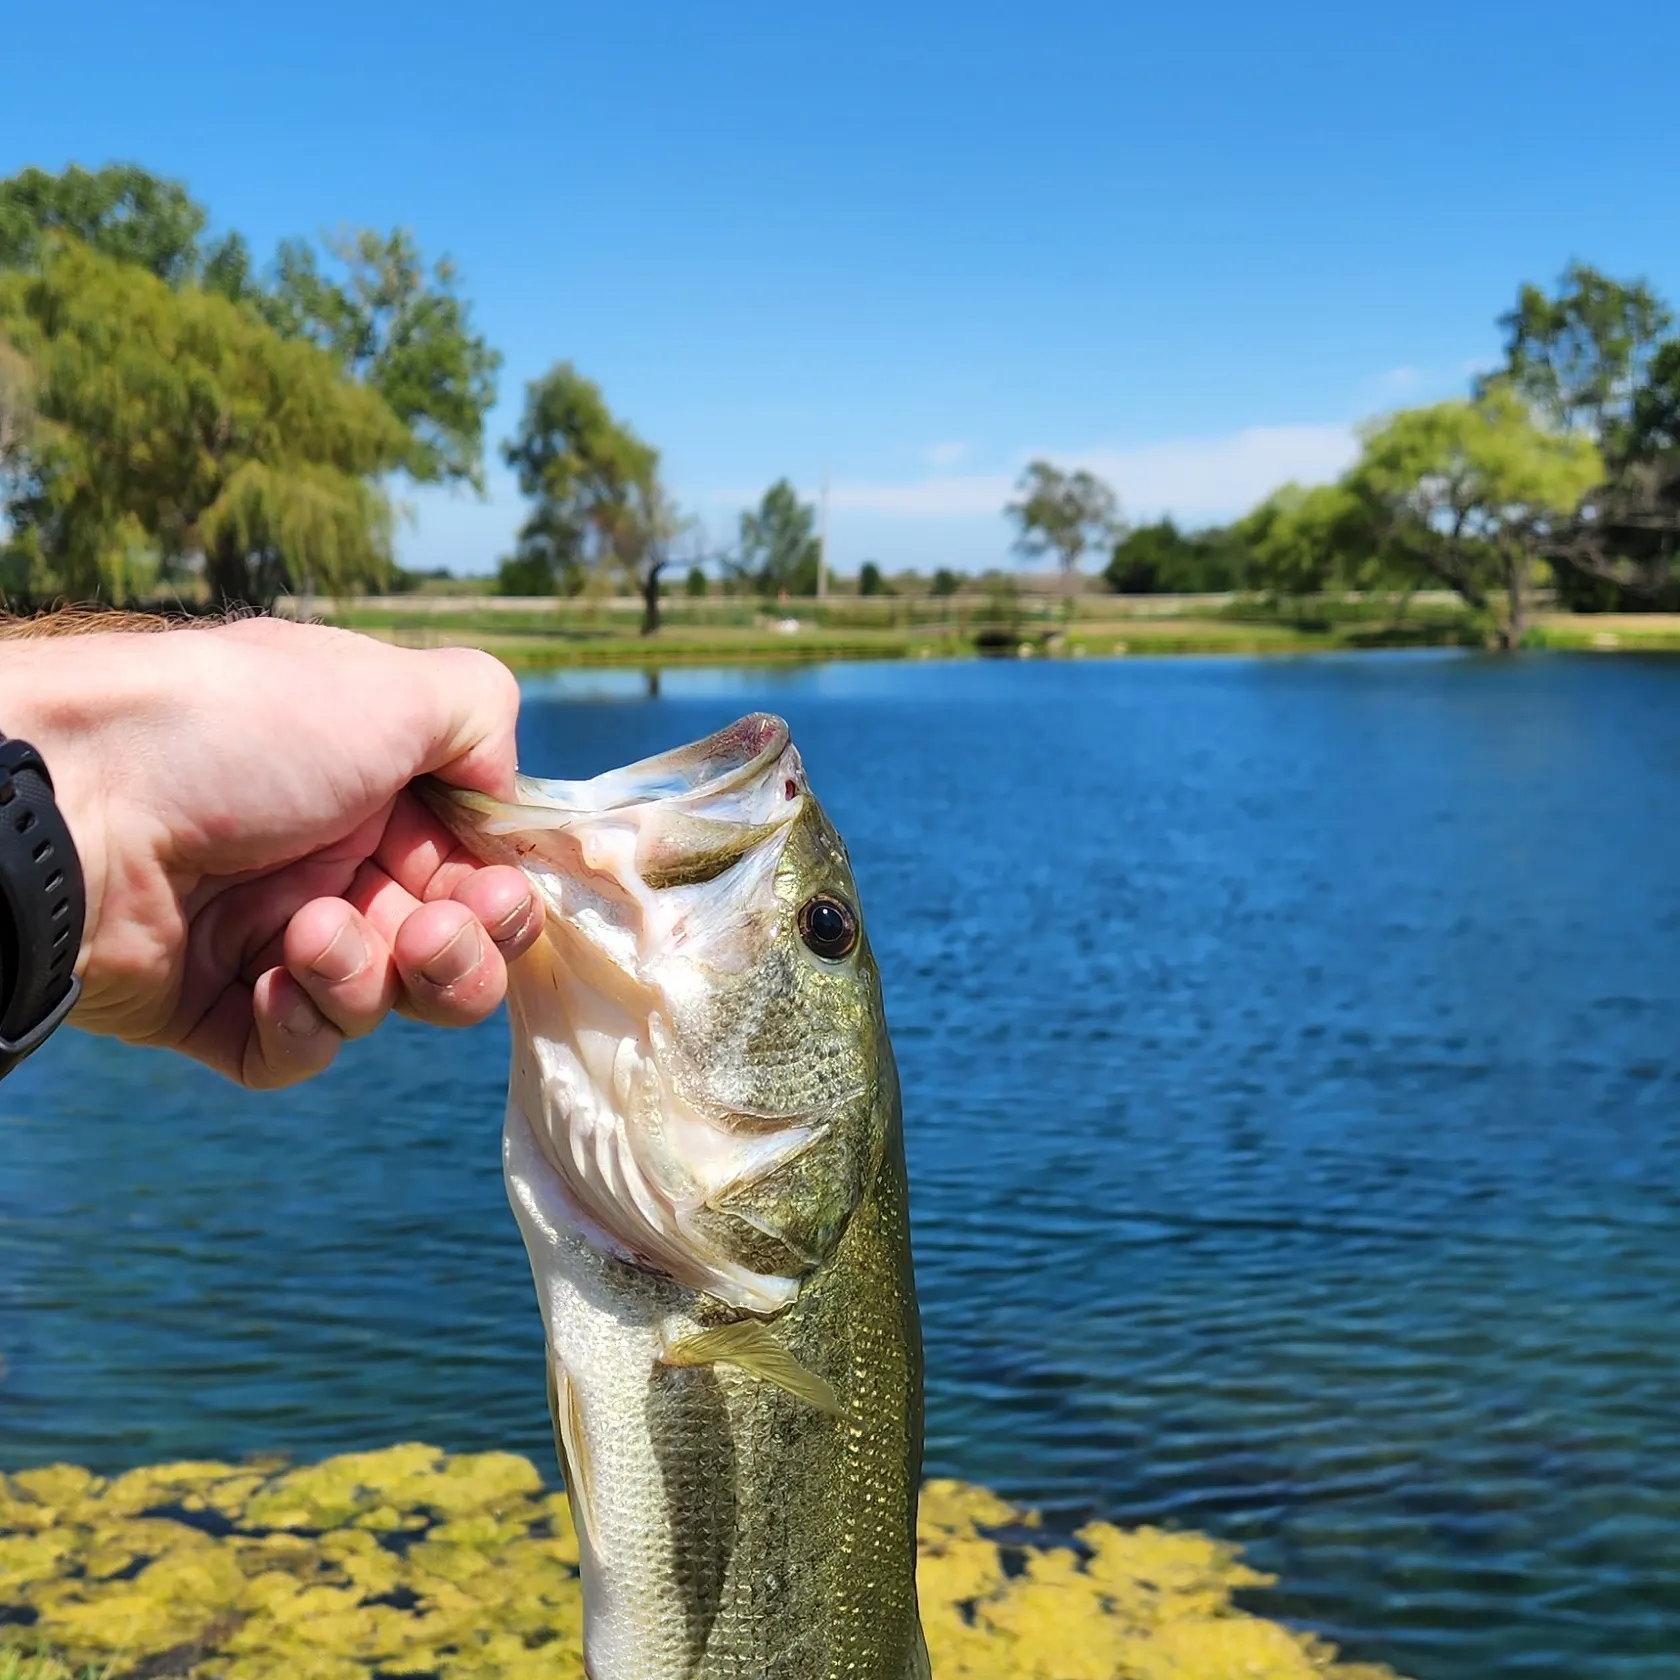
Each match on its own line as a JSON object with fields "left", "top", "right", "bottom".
{"left": 409, "top": 646, "right": 523, "bottom": 799}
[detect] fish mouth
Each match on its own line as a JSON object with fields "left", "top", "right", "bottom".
{"left": 420, "top": 712, "right": 805, "bottom": 896}
{"left": 426, "top": 712, "right": 792, "bottom": 827}
{"left": 422, "top": 715, "right": 823, "bottom": 1312}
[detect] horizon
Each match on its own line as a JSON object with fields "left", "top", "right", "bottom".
{"left": 6, "top": 0, "right": 1679, "bottom": 578}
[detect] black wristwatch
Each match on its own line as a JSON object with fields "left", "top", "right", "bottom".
{"left": 0, "top": 735, "right": 85, "bottom": 1080}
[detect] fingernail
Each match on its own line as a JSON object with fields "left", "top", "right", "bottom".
{"left": 280, "top": 993, "right": 323, "bottom": 1037}
{"left": 488, "top": 895, "right": 535, "bottom": 944}
{"left": 420, "top": 920, "right": 483, "bottom": 989}
{"left": 310, "top": 922, "right": 368, "bottom": 985}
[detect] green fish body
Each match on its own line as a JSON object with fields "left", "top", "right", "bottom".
{"left": 429, "top": 714, "right": 926, "bottom": 1680}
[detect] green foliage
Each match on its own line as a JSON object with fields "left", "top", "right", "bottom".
{"left": 0, "top": 240, "right": 408, "bottom": 605}
{"left": 1104, "top": 518, "right": 1249, "bottom": 593}
{"left": 1007, "top": 460, "right": 1119, "bottom": 578}
{"left": 737, "top": 478, "right": 819, "bottom": 596}
{"left": 1351, "top": 388, "right": 1601, "bottom": 645}
{"left": 930, "top": 566, "right": 960, "bottom": 597}
{"left": 257, "top": 229, "right": 500, "bottom": 490}
{"left": 0, "top": 162, "right": 204, "bottom": 283}
{"left": 1494, "top": 262, "right": 1673, "bottom": 449}
{"left": 500, "top": 362, "right": 670, "bottom": 616}
{"left": 685, "top": 564, "right": 709, "bottom": 597}
{"left": 0, "top": 165, "right": 499, "bottom": 502}
{"left": 1233, "top": 485, "right": 1384, "bottom": 600}
{"left": 858, "top": 560, "right": 887, "bottom": 596}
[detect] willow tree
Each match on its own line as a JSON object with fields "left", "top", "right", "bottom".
{"left": 1, "top": 164, "right": 501, "bottom": 507}
{"left": 1351, "top": 389, "right": 1601, "bottom": 649}
{"left": 0, "top": 239, "right": 409, "bottom": 605}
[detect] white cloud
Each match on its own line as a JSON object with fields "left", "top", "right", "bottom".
{"left": 826, "top": 423, "right": 1359, "bottom": 526}
{"left": 922, "top": 440, "right": 969, "bottom": 467}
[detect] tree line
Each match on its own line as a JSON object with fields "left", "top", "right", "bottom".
{"left": 5, "top": 166, "right": 1677, "bottom": 646}
{"left": 0, "top": 162, "right": 820, "bottom": 628}
{"left": 1010, "top": 264, "right": 1680, "bottom": 646}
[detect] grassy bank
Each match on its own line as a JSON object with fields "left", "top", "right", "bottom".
{"left": 0, "top": 1444, "right": 1406, "bottom": 1680}
{"left": 304, "top": 591, "right": 1680, "bottom": 667}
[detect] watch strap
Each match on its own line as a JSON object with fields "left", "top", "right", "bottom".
{"left": 0, "top": 736, "right": 85, "bottom": 1074}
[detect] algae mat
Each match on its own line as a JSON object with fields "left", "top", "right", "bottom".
{"left": 0, "top": 1444, "right": 1405, "bottom": 1679}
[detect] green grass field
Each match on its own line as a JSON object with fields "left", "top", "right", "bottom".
{"left": 303, "top": 592, "right": 1680, "bottom": 668}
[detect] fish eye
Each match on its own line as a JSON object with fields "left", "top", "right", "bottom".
{"left": 798, "top": 893, "right": 858, "bottom": 961}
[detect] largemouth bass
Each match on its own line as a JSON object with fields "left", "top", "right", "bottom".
{"left": 426, "top": 713, "right": 927, "bottom": 1680}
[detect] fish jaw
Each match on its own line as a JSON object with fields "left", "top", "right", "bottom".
{"left": 425, "top": 714, "right": 831, "bottom": 1313}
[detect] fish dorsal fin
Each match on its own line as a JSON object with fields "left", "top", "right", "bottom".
{"left": 548, "top": 1358, "right": 597, "bottom": 1554}
{"left": 661, "top": 1320, "right": 842, "bottom": 1416}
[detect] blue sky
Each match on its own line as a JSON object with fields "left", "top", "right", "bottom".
{"left": 6, "top": 0, "right": 1679, "bottom": 576}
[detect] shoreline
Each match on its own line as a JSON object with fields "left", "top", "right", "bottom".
{"left": 307, "top": 604, "right": 1680, "bottom": 670}
{"left": 0, "top": 1443, "right": 1407, "bottom": 1679}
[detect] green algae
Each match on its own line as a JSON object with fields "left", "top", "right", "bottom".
{"left": 0, "top": 1445, "right": 1406, "bottom": 1679}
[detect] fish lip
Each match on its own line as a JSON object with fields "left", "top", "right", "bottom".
{"left": 591, "top": 712, "right": 791, "bottom": 812}
{"left": 418, "top": 712, "right": 795, "bottom": 838}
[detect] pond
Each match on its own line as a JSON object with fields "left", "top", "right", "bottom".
{"left": 4, "top": 651, "right": 1679, "bottom": 1679}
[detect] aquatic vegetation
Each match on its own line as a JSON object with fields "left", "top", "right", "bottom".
{"left": 0, "top": 1445, "right": 1405, "bottom": 1679}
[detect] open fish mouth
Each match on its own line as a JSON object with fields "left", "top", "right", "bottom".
{"left": 422, "top": 715, "right": 844, "bottom": 1313}
{"left": 424, "top": 711, "right": 807, "bottom": 919}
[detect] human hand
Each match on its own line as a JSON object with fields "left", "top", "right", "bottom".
{"left": 0, "top": 617, "right": 543, "bottom": 1087}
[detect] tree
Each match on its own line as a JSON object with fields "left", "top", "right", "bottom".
{"left": 0, "top": 240, "right": 408, "bottom": 605}
{"left": 685, "top": 565, "right": 709, "bottom": 597}
{"left": 1537, "top": 320, "right": 1680, "bottom": 604}
{"left": 737, "top": 479, "right": 819, "bottom": 596}
{"left": 1233, "top": 485, "right": 1384, "bottom": 602}
{"left": 1492, "top": 263, "right": 1673, "bottom": 449}
{"left": 0, "top": 166, "right": 501, "bottom": 500}
{"left": 930, "top": 567, "right": 960, "bottom": 597}
{"left": 501, "top": 362, "right": 681, "bottom": 630}
{"left": 255, "top": 229, "right": 500, "bottom": 490}
{"left": 1350, "top": 389, "right": 1601, "bottom": 648}
{"left": 0, "top": 163, "right": 205, "bottom": 284}
{"left": 1104, "top": 518, "right": 1250, "bottom": 594}
{"left": 0, "top": 333, "right": 31, "bottom": 470}
{"left": 858, "top": 560, "right": 887, "bottom": 597}
{"left": 1006, "top": 462, "right": 1119, "bottom": 599}
{"left": 618, "top": 478, "right": 687, "bottom": 635}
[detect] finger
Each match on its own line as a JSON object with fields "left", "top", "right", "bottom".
{"left": 349, "top": 853, "right": 538, "bottom": 970}
{"left": 282, "top": 897, "right": 400, "bottom": 1040}
{"left": 375, "top": 788, "right": 485, "bottom": 902}
{"left": 450, "top": 866, "right": 543, "bottom": 959}
{"left": 244, "top": 967, "right": 344, "bottom": 1089}
{"left": 391, "top": 898, "right": 508, "bottom": 1028}
{"left": 410, "top": 646, "right": 522, "bottom": 798}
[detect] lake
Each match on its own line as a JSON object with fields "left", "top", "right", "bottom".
{"left": 4, "top": 650, "right": 1679, "bottom": 1679}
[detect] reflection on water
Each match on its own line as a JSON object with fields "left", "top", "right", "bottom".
{"left": 5, "top": 651, "right": 1680, "bottom": 1680}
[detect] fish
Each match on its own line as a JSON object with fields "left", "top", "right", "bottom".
{"left": 423, "top": 712, "right": 927, "bottom": 1680}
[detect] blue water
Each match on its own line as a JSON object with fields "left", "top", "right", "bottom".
{"left": 5, "top": 651, "right": 1680, "bottom": 1679}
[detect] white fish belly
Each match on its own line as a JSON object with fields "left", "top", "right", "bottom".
{"left": 504, "top": 1098, "right": 708, "bottom": 1680}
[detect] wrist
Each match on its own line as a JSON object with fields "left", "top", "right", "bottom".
{"left": 0, "top": 638, "right": 164, "bottom": 990}
{"left": 0, "top": 736, "right": 87, "bottom": 1065}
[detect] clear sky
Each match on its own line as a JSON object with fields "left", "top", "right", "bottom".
{"left": 6, "top": 0, "right": 1679, "bottom": 577}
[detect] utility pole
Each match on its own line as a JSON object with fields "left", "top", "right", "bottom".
{"left": 817, "top": 469, "right": 830, "bottom": 600}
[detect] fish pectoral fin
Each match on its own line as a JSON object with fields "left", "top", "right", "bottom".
{"left": 660, "top": 1320, "right": 842, "bottom": 1416}
{"left": 549, "top": 1359, "right": 597, "bottom": 1554}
